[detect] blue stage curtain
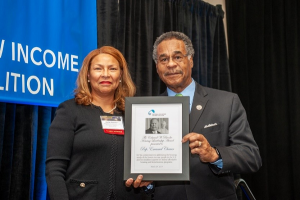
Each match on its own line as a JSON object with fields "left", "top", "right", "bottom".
{"left": 0, "top": 103, "right": 55, "bottom": 199}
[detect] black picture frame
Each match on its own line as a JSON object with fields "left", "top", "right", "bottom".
{"left": 124, "top": 96, "right": 190, "bottom": 181}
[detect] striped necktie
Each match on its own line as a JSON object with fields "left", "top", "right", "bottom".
{"left": 175, "top": 93, "right": 183, "bottom": 96}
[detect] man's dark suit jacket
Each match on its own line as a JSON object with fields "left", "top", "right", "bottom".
{"left": 154, "top": 83, "right": 262, "bottom": 200}
{"left": 145, "top": 128, "right": 160, "bottom": 134}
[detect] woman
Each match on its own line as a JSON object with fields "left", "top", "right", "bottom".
{"left": 46, "top": 46, "right": 150, "bottom": 200}
{"left": 158, "top": 120, "right": 169, "bottom": 134}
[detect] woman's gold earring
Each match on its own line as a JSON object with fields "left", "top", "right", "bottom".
{"left": 88, "top": 80, "right": 90, "bottom": 82}
{"left": 119, "top": 80, "right": 122, "bottom": 82}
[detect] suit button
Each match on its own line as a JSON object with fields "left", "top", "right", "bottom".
{"left": 80, "top": 183, "right": 85, "bottom": 188}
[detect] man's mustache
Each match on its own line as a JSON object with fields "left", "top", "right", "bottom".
{"left": 164, "top": 70, "right": 183, "bottom": 76}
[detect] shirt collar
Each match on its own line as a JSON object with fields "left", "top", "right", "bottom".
{"left": 167, "top": 79, "right": 195, "bottom": 111}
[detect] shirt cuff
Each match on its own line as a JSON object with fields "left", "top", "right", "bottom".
{"left": 143, "top": 183, "right": 154, "bottom": 194}
{"left": 210, "top": 158, "right": 223, "bottom": 169}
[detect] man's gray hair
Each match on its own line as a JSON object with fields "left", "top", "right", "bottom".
{"left": 152, "top": 31, "right": 195, "bottom": 64}
{"left": 150, "top": 118, "right": 159, "bottom": 123}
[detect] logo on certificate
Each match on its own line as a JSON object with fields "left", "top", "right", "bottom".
{"left": 148, "top": 109, "right": 155, "bottom": 115}
{"left": 148, "top": 110, "right": 167, "bottom": 117}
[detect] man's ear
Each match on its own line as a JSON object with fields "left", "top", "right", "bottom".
{"left": 189, "top": 56, "right": 194, "bottom": 68}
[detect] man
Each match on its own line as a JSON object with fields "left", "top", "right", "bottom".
{"left": 156, "top": 31, "right": 262, "bottom": 199}
{"left": 126, "top": 31, "right": 261, "bottom": 199}
{"left": 145, "top": 118, "right": 161, "bottom": 134}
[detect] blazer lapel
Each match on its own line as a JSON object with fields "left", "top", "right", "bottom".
{"left": 189, "top": 83, "right": 208, "bottom": 131}
{"left": 160, "top": 83, "right": 208, "bottom": 131}
{"left": 160, "top": 90, "right": 168, "bottom": 96}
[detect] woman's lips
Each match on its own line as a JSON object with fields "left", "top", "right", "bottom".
{"left": 100, "top": 81, "right": 112, "bottom": 84}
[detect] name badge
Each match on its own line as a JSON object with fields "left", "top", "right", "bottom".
{"left": 100, "top": 115, "right": 124, "bottom": 135}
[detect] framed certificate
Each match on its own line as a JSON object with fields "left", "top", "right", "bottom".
{"left": 124, "top": 96, "right": 190, "bottom": 181}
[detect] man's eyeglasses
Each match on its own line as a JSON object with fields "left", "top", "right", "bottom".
{"left": 158, "top": 53, "right": 188, "bottom": 65}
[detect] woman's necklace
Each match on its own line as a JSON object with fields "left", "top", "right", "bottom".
{"left": 103, "top": 103, "right": 117, "bottom": 114}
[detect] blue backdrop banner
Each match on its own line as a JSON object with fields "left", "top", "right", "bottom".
{"left": 0, "top": 0, "right": 97, "bottom": 107}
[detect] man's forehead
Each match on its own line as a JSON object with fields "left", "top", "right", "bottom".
{"left": 158, "top": 51, "right": 184, "bottom": 58}
{"left": 157, "top": 39, "right": 186, "bottom": 56}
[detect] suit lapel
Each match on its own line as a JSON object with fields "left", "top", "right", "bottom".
{"left": 189, "top": 83, "right": 208, "bottom": 131}
{"left": 160, "top": 90, "right": 168, "bottom": 96}
{"left": 160, "top": 83, "right": 208, "bottom": 131}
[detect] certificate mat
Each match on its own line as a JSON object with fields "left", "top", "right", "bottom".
{"left": 124, "top": 96, "right": 190, "bottom": 181}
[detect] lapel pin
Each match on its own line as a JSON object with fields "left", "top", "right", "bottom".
{"left": 196, "top": 105, "right": 202, "bottom": 110}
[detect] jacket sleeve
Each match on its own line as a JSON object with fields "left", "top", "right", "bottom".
{"left": 46, "top": 101, "right": 75, "bottom": 200}
{"left": 212, "top": 94, "right": 262, "bottom": 175}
